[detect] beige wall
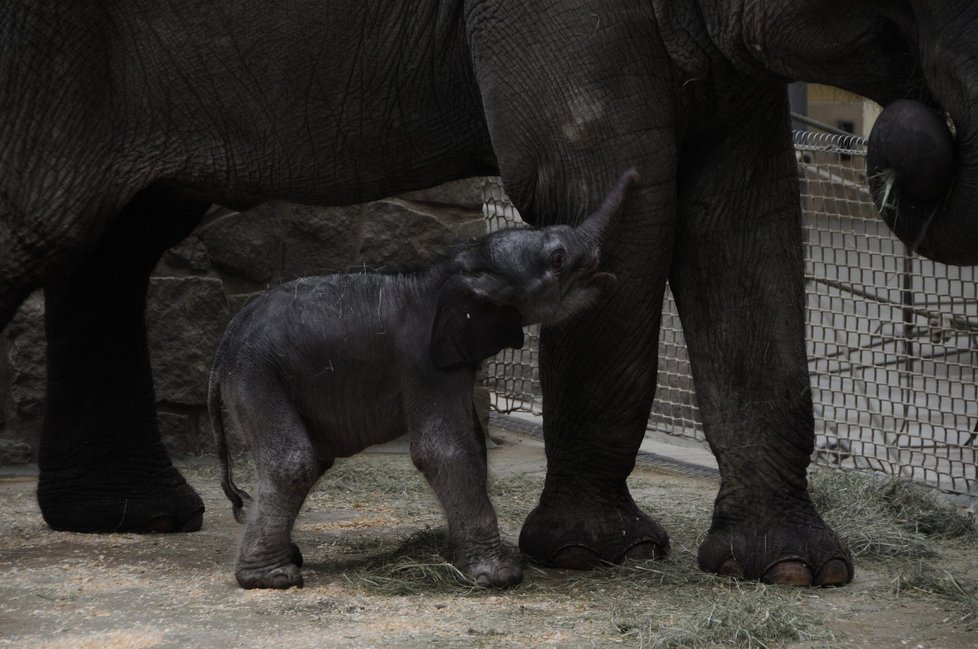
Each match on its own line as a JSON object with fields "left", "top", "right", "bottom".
{"left": 805, "top": 84, "right": 881, "bottom": 137}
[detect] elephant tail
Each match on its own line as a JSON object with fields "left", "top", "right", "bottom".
{"left": 208, "top": 372, "right": 251, "bottom": 524}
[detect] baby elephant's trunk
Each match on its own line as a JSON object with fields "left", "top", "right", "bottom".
{"left": 574, "top": 168, "right": 640, "bottom": 249}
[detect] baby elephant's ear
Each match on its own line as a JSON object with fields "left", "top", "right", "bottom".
{"left": 431, "top": 277, "right": 525, "bottom": 369}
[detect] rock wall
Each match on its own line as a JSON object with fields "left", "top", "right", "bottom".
{"left": 0, "top": 179, "right": 488, "bottom": 463}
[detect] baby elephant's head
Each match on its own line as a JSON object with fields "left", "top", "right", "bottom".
{"left": 430, "top": 169, "right": 638, "bottom": 369}
{"left": 458, "top": 168, "right": 638, "bottom": 325}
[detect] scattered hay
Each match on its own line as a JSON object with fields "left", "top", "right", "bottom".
{"left": 601, "top": 555, "right": 712, "bottom": 588}
{"left": 809, "top": 468, "right": 977, "bottom": 630}
{"left": 871, "top": 478, "right": 975, "bottom": 539}
{"left": 339, "top": 523, "right": 837, "bottom": 647}
{"left": 185, "top": 449, "right": 974, "bottom": 646}
{"left": 341, "top": 528, "right": 486, "bottom": 595}
{"left": 315, "top": 457, "right": 430, "bottom": 499}
{"left": 808, "top": 468, "right": 974, "bottom": 560}
{"left": 870, "top": 168, "right": 899, "bottom": 211}
{"left": 890, "top": 559, "right": 978, "bottom": 629}
{"left": 488, "top": 473, "right": 545, "bottom": 525}
{"left": 607, "top": 582, "right": 834, "bottom": 649}
{"left": 649, "top": 585, "right": 832, "bottom": 649}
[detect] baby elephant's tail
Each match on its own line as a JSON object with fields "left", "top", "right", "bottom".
{"left": 208, "top": 374, "right": 251, "bottom": 524}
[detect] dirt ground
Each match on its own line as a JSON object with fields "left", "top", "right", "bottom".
{"left": 1, "top": 427, "right": 976, "bottom": 649}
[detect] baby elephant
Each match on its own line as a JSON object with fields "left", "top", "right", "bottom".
{"left": 210, "top": 169, "right": 639, "bottom": 589}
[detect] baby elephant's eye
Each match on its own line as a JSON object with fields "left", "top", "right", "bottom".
{"left": 549, "top": 248, "right": 566, "bottom": 272}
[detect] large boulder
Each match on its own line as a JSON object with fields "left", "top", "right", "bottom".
{"left": 146, "top": 277, "right": 230, "bottom": 406}
{"left": 4, "top": 292, "right": 46, "bottom": 419}
{"left": 197, "top": 204, "right": 288, "bottom": 283}
{"left": 283, "top": 204, "right": 364, "bottom": 279}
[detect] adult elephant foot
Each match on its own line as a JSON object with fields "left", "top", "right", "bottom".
{"left": 37, "top": 464, "right": 204, "bottom": 533}
{"left": 696, "top": 500, "right": 853, "bottom": 587}
{"left": 519, "top": 499, "right": 670, "bottom": 569}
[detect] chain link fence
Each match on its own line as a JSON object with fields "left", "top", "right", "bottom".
{"left": 481, "top": 132, "right": 978, "bottom": 498}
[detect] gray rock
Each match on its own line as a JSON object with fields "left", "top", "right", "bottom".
{"left": 359, "top": 201, "right": 458, "bottom": 268}
{"left": 158, "top": 411, "right": 195, "bottom": 457}
{"left": 282, "top": 203, "right": 364, "bottom": 279}
{"left": 396, "top": 177, "right": 486, "bottom": 211}
{"left": 164, "top": 235, "right": 212, "bottom": 273}
{"left": 146, "top": 277, "right": 230, "bottom": 406}
{"left": 198, "top": 204, "right": 287, "bottom": 283}
{"left": 160, "top": 408, "right": 216, "bottom": 457}
{"left": 225, "top": 292, "right": 265, "bottom": 317}
{"left": 4, "top": 292, "right": 46, "bottom": 417}
{"left": 452, "top": 216, "right": 489, "bottom": 241}
{"left": 196, "top": 409, "right": 217, "bottom": 455}
{"left": 0, "top": 438, "right": 31, "bottom": 466}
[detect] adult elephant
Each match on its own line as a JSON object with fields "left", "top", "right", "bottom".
{"left": 0, "top": 1, "right": 973, "bottom": 587}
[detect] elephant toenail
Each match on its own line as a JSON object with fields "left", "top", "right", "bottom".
{"left": 763, "top": 560, "right": 813, "bottom": 586}
{"left": 717, "top": 558, "right": 744, "bottom": 578}
{"left": 496, "top": 567, "right": 524, "bottom": 587}
{"left": 179, "top": 509, "right": 205, "bottom": 532}
{"left": 814, "top": 559, "right": 852, "bottom": 587}
{"left": 622, "top": 541, "right": 666, "bottom": 562}
{"left": 139, "top": 515, "right": 175, "bottom": 533}
{"left": 139, "top": 507, "right": 204, "bottom": 533}
{"left": 551, "top": 545, "right": 603, "bottom": 569}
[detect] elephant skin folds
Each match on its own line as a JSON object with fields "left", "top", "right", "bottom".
{"left": 519, "top": 502, "right": 670, "bottom": 568}
{"left": 6, "top": 0, "right": 976, "bottom": 593}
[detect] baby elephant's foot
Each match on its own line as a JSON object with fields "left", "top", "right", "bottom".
{"left": 235, "top": 544, "right": 305, "bottom": 589}
{"left": 461, "top": 556, "right": 523, "bottom": 588}
{"left": 235, "top": 561, "right": 303, "bottom": 589}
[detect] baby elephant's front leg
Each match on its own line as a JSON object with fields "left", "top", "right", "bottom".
{"left": 412, "top": 426, "right": 522, "bottom": 587}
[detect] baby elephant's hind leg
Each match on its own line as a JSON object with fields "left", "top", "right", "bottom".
{"left": 235, "top": 415, "right": 325, "bottom": 589}
{"left": 412, "top": 414, "right": 522, "bottom": 587}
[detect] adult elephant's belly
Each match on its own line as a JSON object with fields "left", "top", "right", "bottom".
{"left": 163, "top": 105, "right": 498, "bottom": 212}
{"left": 157, "top": 44, "right": 498, "bottom": 209}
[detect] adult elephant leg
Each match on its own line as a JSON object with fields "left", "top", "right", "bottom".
{"left": 518, "top": 182, "right": 676, "bottom": 568}
{"left": 669, "top": 95, "right": 852, "bottom": 586}
{"left": 37, "top": 187, "right": 211, "bottom": 533}
{"left": 520, "top": 254, "right": 671, "bottom": 566}
{"left": 465, "top": 0, "right": 678, "bottom": 568}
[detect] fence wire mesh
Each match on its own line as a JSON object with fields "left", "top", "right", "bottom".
{"left": 481, "top": 131, "right": 978, "bottom": 498}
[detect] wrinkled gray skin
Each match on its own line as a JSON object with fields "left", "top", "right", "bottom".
{"left": 2, "top": 0, "right": 976, "bottom": 589}
{"left": 210, "top": 172, "right": 631, "bottom": 589}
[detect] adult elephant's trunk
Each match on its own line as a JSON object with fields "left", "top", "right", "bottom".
{"left": 867, "top": 99, "right": 978, "bottom": 265}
